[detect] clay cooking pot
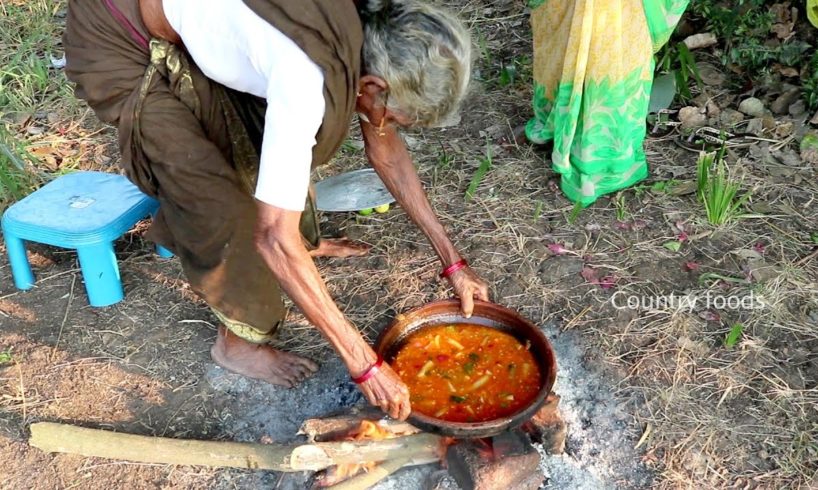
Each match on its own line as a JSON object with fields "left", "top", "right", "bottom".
{"left": 375, "top": 299, "right": 557, "bottom": 438}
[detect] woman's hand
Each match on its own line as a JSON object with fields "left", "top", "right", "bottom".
{"left": 356, "top": 363, "right": 412, "bottom": 420}
{"left": 447, "top": 266, "right": 490, "bottom": 318}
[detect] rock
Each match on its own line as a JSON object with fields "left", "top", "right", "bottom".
{"left": 425, "top": 470, "right": 461, "bottom": 490}
{"left": 718, "top": 109, "right": 745, "bottom": 127}
{"left": 745, "top": 118, "right": 765, "bottom": 136}
{"left": 789, "top": 99, "right": 807, "bottom": 117}
{"left": 678, "top": 106, "right": 707, "bottom": 129}
{"left": 772, "top": 147, "right": 801, "bottom": 166}
{"left": 402, "top": 134, "right": 422, "bottom": 150}
{"left": 446, "top": 432, "right": 542, "bottom": 490}
{"left": 683, "top": 33, "right": 718, "bottom": 50}
{"left": 747, "top": 257, "right": 779, "bottom": 283}
{"left": 696, "top": 62, "right": 727, "bottom": 86}
{"left": 738, "top": 97, "right": 766, "bottom": 118}
{"left": 775, "top": 121, "right": 795, "bottom": 138}
{"left": 706, "top": 100, "right": 721, "bottom": 118}
{"left": 811, "top": 110, "right": 818, "bottom": 125}
{"left": 771, "top": 88, "right": 800, "bottom": 115}
{"left": 539, "top": 256, "right": 584, "bottom": 281}
{"left": 523, "top": 393, "right": 567, "bottom": 455}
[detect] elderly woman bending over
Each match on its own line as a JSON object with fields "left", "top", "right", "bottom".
{"left": 62, "top": 0, "right": 488, "bottom": 420}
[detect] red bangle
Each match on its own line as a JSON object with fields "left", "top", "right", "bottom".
{"left": 352, "top": 356, "right": 383, "bottom": 384}
{"left": 440, "top": 259, "right": 468, "bottom": 279}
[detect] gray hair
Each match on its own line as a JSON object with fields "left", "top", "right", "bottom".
{"left": 360, "top": 0, "right": 472, "bottom": 127}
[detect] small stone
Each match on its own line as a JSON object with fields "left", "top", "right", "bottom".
{"left": 696, "top": 62, "right": 727, "bottom": 86}
{"left": 810, "top": 110, "right": 818, "bottom": 125}
{"left": 539, "top": 256, "right": 584, "bottom": 281}
{"left": 425, "top": 470, "right": 461, "bottom": 490}
{"left": 706, "top": 100, "right": 721, "bottom": 118}
{"left": 447, "top": 433, "right": 541, "bottom": 490}
{"left": 738, "top": 97, "right": 766, "bottom": 118}
{"left": 718, "top": 109, "right": 745, "bottom": 127}
{"left": 776, "top": 124, "right": 795, "bottom": 141}
{"left": 745, "top": 118, "right": 764, "bottom": 136}
{"left": 789, "top": 99, "right": 807, "bottom": 117}
{"left": 523, "top": 393, "right": 567, "bottom": 455}
{"left": 774, "top": 148, "right": 802, "bottom": 166}
{"left": 771, "top": 88, "right": 801, "bottom": 115}
{"left": 402, "top": 134, "right": 422, "bottom": 150}
{"left": 678, "top": 106, "right": 707, "bottom": 129}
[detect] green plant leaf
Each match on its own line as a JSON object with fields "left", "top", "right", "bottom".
{"left": 810, "top": 232, "right": 818, "bottom": 244}
{"left": 648, "top": 74, "right": 677, "bottom": 114}
{"left": 533, "top": 200, "right": 543, "bottom": 222}
{"left": 465, "top": 146, "right": 492, "bottom": 202}
{"left": 663, "top": 241, "right": 682, "bottom": 252}
{"left": 724, "top": 324, "right": 743, "bottom": 348}
{"left": 800, "top": 132, "right": 818, "bottom": 153}
{"left": 0, "top": 348, "right": 12, "bottom": 365}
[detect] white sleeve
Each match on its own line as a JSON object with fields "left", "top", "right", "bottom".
{"left": 253, "top": 50, "right": 326, "bottom": 211}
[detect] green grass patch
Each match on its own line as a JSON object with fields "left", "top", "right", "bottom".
{"left": 613, "top": 192, "right": 628, "bottom": 221}
{"left": 567, "top": 201, "right": 583, "bottom": 225}
{"left": 0, "top": 348, "right": 13, "bottom": 365}
{"left": 724, "top": 324, "right": 744, "bottom": 348}
{"left": 465, "top": 144, "right": 492, "bottom": 202}
{"left": 0, "top": 0, "right": 69, "bottom": 114}
{"left": 0, "top": 125, "right": 42, "bottom": 211}
{"left": 696, "top": 150, "right": 749, "bottom": 226}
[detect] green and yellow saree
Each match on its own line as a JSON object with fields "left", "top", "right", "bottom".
{"left": 526, "top": 0, "right": 689, "bottom": 206}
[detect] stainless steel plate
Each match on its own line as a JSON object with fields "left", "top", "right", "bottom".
{"left": 314, "top": 168, "right": 395, "bottom": 212}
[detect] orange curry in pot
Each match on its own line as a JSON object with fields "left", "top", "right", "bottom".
{"left": 392, "top": 324, "right": 541, "bottom": 423}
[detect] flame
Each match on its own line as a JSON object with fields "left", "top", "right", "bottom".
{"left": 317, "top": 420, "right": 399, "bottom": 487}
{"left": 351, "top": 420, "right": 394, "bottom": 440}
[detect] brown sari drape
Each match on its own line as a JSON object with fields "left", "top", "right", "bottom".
{"left": 62, "top": 0, "right": 362, "bottom": 341}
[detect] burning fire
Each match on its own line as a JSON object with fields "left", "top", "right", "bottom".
{"left": 317, "top": 420, "right": 400, "bottom": 486}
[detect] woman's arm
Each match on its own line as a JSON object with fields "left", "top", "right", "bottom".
{"left": 254, "top": 204, "right": 410, "bottom": 420}
{"left": 361, "top": 119, "right": 490, "bottom": 316}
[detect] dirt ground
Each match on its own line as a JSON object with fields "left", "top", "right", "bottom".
{"left": 2, "top": 1, "right": 818, "bottom": 489}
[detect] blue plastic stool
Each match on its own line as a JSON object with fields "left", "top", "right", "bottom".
{"left": 2, "top": 171, "right": 173, "bottom": 307}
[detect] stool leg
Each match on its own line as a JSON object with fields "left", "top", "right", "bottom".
{"left": 148, "top": 207, "right": 174, "bottom": 259}
{"left": 76, "top": 243, "right": 124, "bottom": 307}
{"left": 156, "top": 244, "right": 174, "bottom": 259}
{"left": 4, "top": 233, "right": 35, "bottom": 290}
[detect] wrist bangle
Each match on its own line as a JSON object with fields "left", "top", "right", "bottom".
{"left": 352, "top": 355, "right": 383, "bottom": 384}
{"left": 440, "top": 259, "right": 468, "bottom": 279}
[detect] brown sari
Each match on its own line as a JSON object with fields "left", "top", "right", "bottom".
{"left": 62, "top": 0, "right": 362, "bottom": 341}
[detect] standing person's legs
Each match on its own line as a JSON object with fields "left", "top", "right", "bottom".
{"left": 526, "top": 0, "right": 687, "bottom": 206}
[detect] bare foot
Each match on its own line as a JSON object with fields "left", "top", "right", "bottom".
{"left": 309, "top": 238, "right": 371, "bottom": 258}
{"left": 210, "top": 326, "right": 318, "bottom": 387}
